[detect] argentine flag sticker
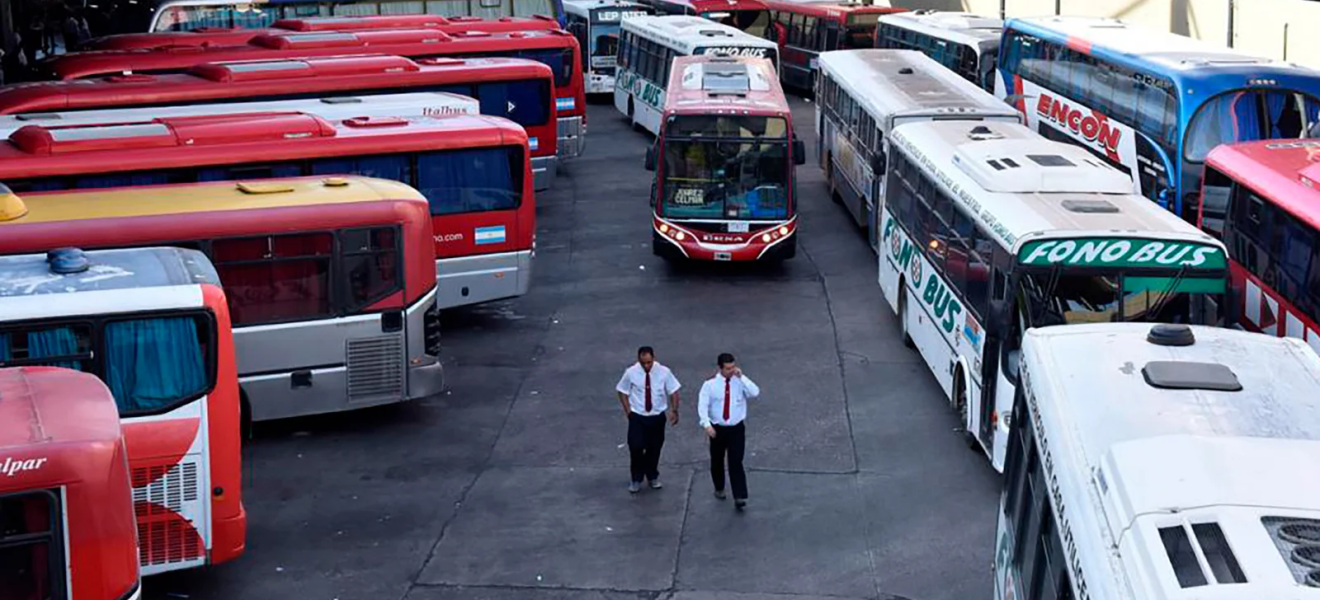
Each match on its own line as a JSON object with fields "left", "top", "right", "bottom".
{"left": 474, "top": 225, "right": 507, "bottom": 245}
{"left": 529, "top": 137, "right": 539, "bottom": 151}
{"left": 556, "top": 97, "right": 575, "bottom": 112}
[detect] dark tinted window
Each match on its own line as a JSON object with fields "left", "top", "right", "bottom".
{"left": 417, "top": 148, "right": 522, "bottom": 215}
{"left": 0, "top": 491, "right": 64, "bottom": 600}
{"left": 342, "top": 227, "right": 402, "bottom": 311}
{"left": 212, "top": 233, "right": 335, "bottom": 325}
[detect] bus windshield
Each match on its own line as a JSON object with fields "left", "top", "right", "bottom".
{"left": 1184, "top": 89, "right": 1320, "bottom": 162}
{"left": 661, "top": 115, "right": 790, "bottom": 221}
{"left": 1018, "top": 270, "right": 1223, "bottom": 326}
{"left": 591, "top": 27, "right": 621, "bottom": 72}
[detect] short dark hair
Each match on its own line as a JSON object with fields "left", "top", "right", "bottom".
{"left": 638, "top": 346, "right": 655, "bottom": 358}
{"left": 717, "top": 352, "right": 735, "bottom": 367}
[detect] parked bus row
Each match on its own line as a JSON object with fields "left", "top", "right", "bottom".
{"left": 0, "top": 12, "right": 582, "bottom": 595}
{"left": 853, "top": 12, "right": 1320, "bottom": 359}
{"left": 117, "top": 0, "right": 571, "bottom": 34}
{"left": 811, "top": 28, "right": 1320, "bottom": 600}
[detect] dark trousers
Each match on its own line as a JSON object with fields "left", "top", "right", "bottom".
{"left": 709, "top": 422, "right": 747, "bottom": 500}
{"left": 627, "top": 412, "right": 666, "bottom": 483}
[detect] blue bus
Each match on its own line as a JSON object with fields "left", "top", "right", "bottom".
{"left": 131, "top": 0, "right": 568, "bottom": 33}
{"left": 994, "top": 16, "right": 1320, "bottom": 222}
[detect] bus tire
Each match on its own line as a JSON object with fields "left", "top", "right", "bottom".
{"left": 897, "top": 284, "right": 915, "bottom": 349}
{"left": 826, "top": 156, "right": 842, "bottom": 205}
{"left": 953, "top": 371, "right": 980, "bottom": 451}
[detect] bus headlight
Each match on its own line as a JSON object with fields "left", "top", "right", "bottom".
{"left": 762, "top": 233, "right": 773, "bottom": 243}
{"left": 675, "top": 231, "right": 686, "bottom": 241}
{"left": 778, "top": 226, "right": 790, "bottom": 236}
{"left": 659, "top": 223, "right": 670, "bottom": 234}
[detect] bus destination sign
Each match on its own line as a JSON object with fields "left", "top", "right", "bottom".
{"left": 1018, "top": 238, "right": 1226, "bottom": 270}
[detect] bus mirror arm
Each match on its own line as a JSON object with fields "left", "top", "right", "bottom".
{"left": 645, "top": 144, "right": 656, "bottom": 171}
{"left": 792, "top": 139, "right": 806, "bottom": 166}
{"left": 1002, "top": 93, "right": 1036, "bottom": 109}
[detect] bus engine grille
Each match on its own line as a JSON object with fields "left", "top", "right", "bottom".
{"left": 132, "top": 461, "right": 203, "bottom": 568}
{"left": 347, "top": 334, "right": 405, "bottom": 402}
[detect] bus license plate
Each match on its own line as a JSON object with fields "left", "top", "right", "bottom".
{"left": 727, "top": 221, "right": 750, "bottom": 233}
{"left": 714, "top": 252, "right": 732, "bottom": 261}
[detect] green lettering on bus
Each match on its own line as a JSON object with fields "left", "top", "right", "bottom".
{"left": 1017, "top": 238, "right": 1226, "bottom": 270}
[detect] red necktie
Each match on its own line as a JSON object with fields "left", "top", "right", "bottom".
{"left": 644, "top": 370, "right": 652, "bottom": 413}
{"left": 723, "top": 377, "right": 731, "bottom": 422}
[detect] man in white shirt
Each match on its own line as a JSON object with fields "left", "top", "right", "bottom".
{"left": 697, "top": 352, "right": 759, "bottom": 511}
{"left": 615, "top": 346, "right": 681, "bottom": 494}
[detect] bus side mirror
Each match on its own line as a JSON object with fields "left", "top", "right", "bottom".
{"left": 792, "top": 139, "right": 806, "bottom": 166}
{"left": 644, "top": 144, "right": 656, "bottom": 171}
{"left": 870, "top": 152, "right": 887, "bottom": 174}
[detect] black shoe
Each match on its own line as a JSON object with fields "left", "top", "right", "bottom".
{"left": 735, "top": 499, "right": 747, "bottom": 511}
{"left": 713, "top": 489, "right": 727, "bottom": 500}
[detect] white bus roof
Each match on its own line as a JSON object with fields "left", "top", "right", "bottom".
{"left": 563, "top": 0, "right": 648, "bottom": 16}
{"left": 620, "top": 15, "right": 778, "bottom": 54}
{"left": 816, "top": 49, "right": 1019, "bottom": 124}
{"left": 878, "top": 10, "right": 1003, "bottom": 50}
{"left": 1009, "top": 16, "right": 1281, "bottom": 71}
{"left": 0, "top": 92, "right": 479, "bottom": 139}
{"left": 889, "top": 119, "right": 1221, "bottom": 255}
{"left": 1022, "top": 323, "right": 1320, "bottom": 598}
{"left": 0, "top": 247, "right": 218, "bottom": 322}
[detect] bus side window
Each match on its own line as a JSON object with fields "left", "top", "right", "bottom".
{"left": 802, "top": 15, "right": 818, "bottom": 51}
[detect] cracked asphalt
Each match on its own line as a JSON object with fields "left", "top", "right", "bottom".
{"left": 145, "top": 95, "right": 1002, "bottom": 600}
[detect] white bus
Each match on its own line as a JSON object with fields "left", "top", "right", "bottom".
{"left": 0, "top": 92, "right": 478, "bottom": 138}
{"left": 998, "top": 322, "right": 1320, "bottom": 600}
{"left": 878, "top": 119, "right": 1231, "bottom": 471}
{"left": 874, "top": 10, "right": 1002, "bottom": 93}
{"left": 814, "top": 49, "right": 1019, "bottom": 251}
{"left": 564, "top": 0, "right": 652, "bottom": 94}
{"left": 614, "top": 15, "right": 779, "bottom": 133}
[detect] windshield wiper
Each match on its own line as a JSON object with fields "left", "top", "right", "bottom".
{"left": 1140, "top": 265, "right": 1190, "bottom": 323}
{"left": 1028, "top": 266, "right": 1063, "bottom": 326}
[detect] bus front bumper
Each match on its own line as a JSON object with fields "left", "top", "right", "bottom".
{"left": 434, "top": 249, "right": 533, "bottom": 310}
{"left": 652, "top": 218, "right": 797, "bottom": 261}
{"left": 586, "top": 73, "right": 615, "bottom": 95}
{"left": 531, "top": 155, "right": 558, "bottom": 191}
{"left": 557, "top": 115, "right": 585, "bottom": 159}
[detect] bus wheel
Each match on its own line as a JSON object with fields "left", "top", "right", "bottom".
{"left": 953, "top": 371, "right": 979, "bottom": 451}
{"left": 826, "top": 156, "right": 842, "bottom": 205}
{"left": 897, "top": 285, "right": 915, "bottom": 349}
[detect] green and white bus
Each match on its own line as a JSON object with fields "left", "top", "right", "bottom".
{"left": 999, "top": 322, "right": 1320, "bottom": 600}
{"left": 877, "top": 119, "right": 1230, "bottom": 471}
{"left": 814, "top": 48, "right": 1018, "bottom": 250}
{"left": 614, "top": 15, "right": 779, "bottom": 134}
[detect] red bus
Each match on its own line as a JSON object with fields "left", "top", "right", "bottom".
{"left": 0, "top": 367, "right": 139, "bottom": 600}
{"left": 40, "top": 28, "right": 588, "bottom": 159}
{"left": 0, "top": 247, "right": 245, "bottom": 577}
{"left": 637, "top": 0, "right": 772, "bottom": 37}
{"left": 762, "top": 0, "right": 904, "bottom": 89}
{"left": 0, "top": 55, "right": 560, "bottom": 190}
{"left": 83, "top": 14, "right": 561, "bottom": 51}
{"left": 0, "top": 111, "right": 532, "bottom": 311}
{"left": 645, "top": 55, "right": 804, "bottom": 261}
{"left": 1198, "top": 140, "right": 1320, "bottom": 355}
{"left": 0, "top": 176, "right": 445, "bottom": 427}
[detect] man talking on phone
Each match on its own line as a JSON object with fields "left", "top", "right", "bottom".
{"left": 697, "top": 352, "right": 759, "bottom": 511}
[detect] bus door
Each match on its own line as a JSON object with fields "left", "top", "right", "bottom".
{"left": 979, "top": 251, "right": 1016, "bottom": 451}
